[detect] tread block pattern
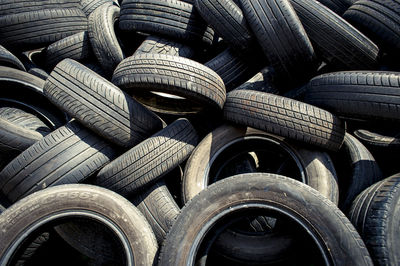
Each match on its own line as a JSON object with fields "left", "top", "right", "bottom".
{"left": 119, "top": 0, "right": 215, "bottom": 45}
{"left": 0, "top": 120, "right": 117, "bottom": 203}
{"left": 80, "top": 0, "right": 114, "bottom": 17}
{"left": 304, "top": 71, "right": 400, "bottom": 121}
{"left": 0, "top": 8, "right": 88, "bottom": 51}
{"left": 95, "top": 118, "right": 198, "bottom": 196}
{"left": 224, "top": 89, "right": 345, "bottom": 151}
{"left": 291, "top": 0, "right": 379, "bottom": 70}
{"left": 44, "top": 59, "right": 164, "bottom": 147}
{"left": 112, "top": 53, "right": 226, "bottom": 110}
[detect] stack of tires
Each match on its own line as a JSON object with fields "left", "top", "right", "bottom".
{"left": 0, "top": 0, "right": 399, "bottom": 265}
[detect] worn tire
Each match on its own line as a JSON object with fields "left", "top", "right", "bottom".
{"left": 0, "top": 120, "right": 116, "bottom": 203}
{"left": 44, "top": 31, "right": 93, "bottom": 69}
{"left": 349, "top": 173, "right": 400, "bottom": 265}
{"left": 88, "top": 4, "right": 124, "bottom": 76}
{"left": 159, "top": 173, "right": 373, "bottom": 265}
{"left": 112, "top": 53, "right": 226, "bottom": 114}
{"left": 131, "top": 180, "right": 180, "bottom": 243}
{"left": 335, "top": 133, "right": 383, "bottom": 212}
{"left": 0, "top": 8, "right": 88, "bottom": 52}
{"left": 304, "top": 71, "right": 400, "bottom": 122}
{"left": 0, "top": 0, "right": 80, "bottom": 16}
{"left": 290, "top": 0, "right": 379, "bottom": 70}
{"left": 239, "top": 0, "right": 317, "bottom": 84}
{"left": 119, "top": 0, "right": 215, "bottom": 46}
{"left": 95, "top": 118, "right": 198, "bottom": 196}
{"left": 224, "top": 89, "right": 345, "bottom": 151}
{"left": 134, "top": 35, "right": 195, "bottom": 58}
{"left": 0, "top": 45, "right": 25, "bottom": 71}
{"left": 44, "top": 59, "right": 164, "bottom": 148}
{"left": 0, "top": 184, "right": 158, "bottom": 265}
{"left": 79, "top": 0, "right": 114, "bottom": 17}
{"left": 343, "top": 0, "right": 400, "bottom": 53}
{"left": 194, "top": 0, "right": 253, "bottom": 51}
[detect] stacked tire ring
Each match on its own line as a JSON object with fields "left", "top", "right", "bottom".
{"left": 0, "top": 0, "right": 399, "bottom": 265}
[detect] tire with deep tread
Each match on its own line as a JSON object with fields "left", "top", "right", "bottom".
{"left": 0, "top": 120, "right": 117, "bottom": 203}
{"left": 224, "top": 89, "right": 345, "bottom": 151}
{"left": 0, "top": 184, "right": 158, "bottom": 265}
{"left": 343, "top": 0, "right": 400, "bottom": 53}
{"left": 0, "top": 8, "right": 88, "bottom": 52}
{"left": 194, "top": 0, "right": 253, "bottom": 51}
{"left": 80, "top": 0, "right": 114, "bottom": 17}
{"left": 95, "top": 118, "right": 198, "bottom": 196}
{"left": 112, "top": 53, "right": 226, "bottom": 113}
{"left": 158, "top": 173, "right": 373, "bottom": 265}
{"left": 349, "top": 173, "right": 400, "bottom": 265}
{"left": 88, "top": 4, "right": 124, "bottom": 76}
{"left": 119, "top": 0, "right": 215, "bottom": 46}
{"left": 44, "top": 59, "right": 164, "bottom": 148}
{"left": 304, "top": 71, "right": 400, "bottom": 122}
{"left": 44, "top": 31, "right": 93, "bottom": 69}
{"left": 290, "top": 0, "right": 378, "bottom": 70}
{"left": 239, "top": 0, "right": 317, "bottom": 84}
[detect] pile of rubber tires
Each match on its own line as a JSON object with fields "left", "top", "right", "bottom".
{"left": 0, "top": 0, "right": 399, "bottom": 264}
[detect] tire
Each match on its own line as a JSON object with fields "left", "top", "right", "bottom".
{"left": 0, "top": 120, "right": 117, "bottom": 203}
{"left": 223, "top": 89, "right": 345, "bottom": 151}
{"left": 119, "top": 0, "right": 215, "bottom": 46}
{"left": 183, "top": 124, "right": 339, "bottom": 203}
{"left": 290, "top": 0, "right": 378, "bottom": 70}
{"left": 88, "top": 4, "right": 124, "bottom": 76}
{"left": 0, "top": 184, "right": 158, "bottom": 265}
{"left": 0, "top": 204, "right": 4, "bottom": 214}
{"left": 233, "top": 66, "right": 280, "bottom": 94}
{"left": 131, "top": 179, "right": 180, "bottom": 243}
{"left": 44, "top": 31, "right": 93, "bottom": 69}
{"left": 194, "top": 0, "right": 253, "bottom": 51}
{"left": 112, "top": 53, "right": 226, "bottom": 114}
{"left": 0, "top": 106, "right": 51, "bottom": 136}
{"left": 239, "top": 0, "right": 317, "bottom": 85}
{"left": 134, "top": 35, "right": 195, "bottom": 58}
{"left": 0, "top": 0, "right": 80, "bottom": 16}
{"left": 0, "top": 66, "right": 68, "bottom": 128}
{"left": 28, "top": 68, "right": 50, "bottom": 81}
{"left": 317, "top": 0, "right": 351, "bottom": 15}
{"left": 0, "top": 8, "right": 88, "bottom": 52}
{"left": 343, "top": 0, "right": 400, "bottom": 53}
{"left": 304, "top": 71, "right": 400, "bottom": 122}
{"left": 79, "top": 0, "right": 114, "bottom": 17}
{"left": 0, "top": 45, "right": 25, "bottom": 71}
{"left": 349, "top": 173, "right": 400, "bottom": 265}
{"left": 204, "top": 48, "right": 261, "bottom": 92}
{"left": 353, "top": 128, "right": 400, "bottom": 150}
{"left": 182, "top": 124, "right": 339, "bottom": 263}
{"left": 158, "top": 173, "right": 373, "bottom": 265}
{"left": 335, "top": 133, "right": 383, "bottom": 212}
{"left": 44, "top": 59, "right": 164, "bottom": 148}
{"left": 95, "top": 118, "right": 198, "bottom": 196}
